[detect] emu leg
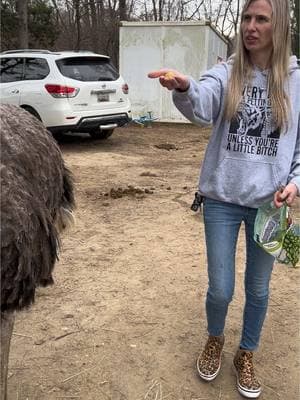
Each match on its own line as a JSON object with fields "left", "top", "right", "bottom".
{"left": 0, "top": 312, "right": 15, "bottom": 400}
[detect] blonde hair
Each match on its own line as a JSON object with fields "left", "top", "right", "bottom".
{"left": 225, "top": 0, "right": 291, "bottom": 130}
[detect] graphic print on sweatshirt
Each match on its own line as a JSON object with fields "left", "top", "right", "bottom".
{"left": 227, "top": 85, "right": 280, "bottom": 157}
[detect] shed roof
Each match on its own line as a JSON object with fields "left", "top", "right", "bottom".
{"left": 120, "top": 20, "right": 228, "bottom": 44}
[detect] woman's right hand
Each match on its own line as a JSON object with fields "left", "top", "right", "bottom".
{"left": 148, "top": 69, "right": 190, "bottom": 92}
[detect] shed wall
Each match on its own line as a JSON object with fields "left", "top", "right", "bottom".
{"left": 119, "top": 22, "right": 227, "bottom": 122}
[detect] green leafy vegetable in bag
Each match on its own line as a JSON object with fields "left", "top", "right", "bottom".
{"left": 279, "top": 225, "right": 300, "bottom": 266}
{"left": 254, "top": 202, "right": 300, "bottom": 267}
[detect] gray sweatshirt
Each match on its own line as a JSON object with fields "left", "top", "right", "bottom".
{"left": 173, "top": 56, "right": 300, "bottom": 208}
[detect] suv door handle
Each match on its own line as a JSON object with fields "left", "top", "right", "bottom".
{"left": 11, "top": 89, "right": 19, "bottom": 94}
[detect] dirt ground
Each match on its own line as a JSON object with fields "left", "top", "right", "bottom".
{"left": 8, "top": 123, "right": 300, "bottom": 400}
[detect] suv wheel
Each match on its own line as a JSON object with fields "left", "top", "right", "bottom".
{"left": 89, "top": 129, "right": 114, "bottom": 140}
{"left": 22, "top": 106, "right": 42, "bottom": 121}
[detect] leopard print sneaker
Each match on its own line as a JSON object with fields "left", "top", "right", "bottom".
{"left": 196, "top": 335, "right": 224, "bottom": 381}
{"left": 233, "top": 349, "right": 262, "bottom": 398}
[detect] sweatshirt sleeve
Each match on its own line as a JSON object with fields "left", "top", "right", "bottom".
{"left": 172, "top": 63, "right": 228, "bottom": 126}
{"left": 288, "top": 114, "right": 300, "bottom": 195}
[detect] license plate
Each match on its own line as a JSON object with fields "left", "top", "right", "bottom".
{"left": 97, "top": 93, "right": 109, "bottom": 102}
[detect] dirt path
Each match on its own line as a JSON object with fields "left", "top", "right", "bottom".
{"left": 9, "top": 123, "right": 300, "bottom": 400}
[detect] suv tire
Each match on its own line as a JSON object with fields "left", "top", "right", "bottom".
{"left": 22, "top": 106, "right": 42, "bottom": 121}
{"left": 89, "top": 129, "right": 114, "bottom": 140}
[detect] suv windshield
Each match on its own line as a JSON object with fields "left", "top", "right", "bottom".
{"left": 56, "top": 57, "right": 119, "bottom": 82}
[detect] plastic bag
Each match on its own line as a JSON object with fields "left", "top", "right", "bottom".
{"left": 254, "top": 202, "right": 300, "bottom": 267}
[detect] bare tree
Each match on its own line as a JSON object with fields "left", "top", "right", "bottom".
{"left": 290, "top": 0, "right": 299, "bottom": 58}
{"left": 73, "top": 0, "right": 81, "bottom": 50}
{"left": 38, "top": 0, "right": 243, "bottom": 64}
{"left": 119, "top": 0, "right": 127, "bottom": 20}
{"left": 88, "top": 0, "right": 100, "bottom": 52}
{"left": 16, "top": 0, "right": 28, "bottom": 48}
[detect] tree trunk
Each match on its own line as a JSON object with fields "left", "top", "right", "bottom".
{"left": 295, "top": 0, "right": 299, "bottom": 58}
{"left": 89, "top": 0, "right": 100, "bottom": 52}
{"left": 73, "top": 0, "right": 81, "bottom": 50}
{"left": 119, "top": 0, "right": 127, "bottom": 21}
{"left": 152, "top": 0, "right": 158, "bottom": 21}
{"left": 16, "top": 0, "right": 28, "bottom": 48}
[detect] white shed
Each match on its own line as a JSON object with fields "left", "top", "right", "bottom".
{"left": 119, "top": 21, "right": 228, "bottom": 123}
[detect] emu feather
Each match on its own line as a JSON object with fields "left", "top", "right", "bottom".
{"left": 0, "top": 104, "right": 75, "bottom": 400}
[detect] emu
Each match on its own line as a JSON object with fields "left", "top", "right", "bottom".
{"left": 0, "top": 104, "right": 75, "bottom": 400}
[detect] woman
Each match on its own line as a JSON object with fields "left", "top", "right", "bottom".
{"left": 148, "top": 0, "right": 300, "bottom": 398}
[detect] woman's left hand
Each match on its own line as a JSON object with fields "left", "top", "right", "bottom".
{"left": 273, "top": 183, "right": 299, "bottom": 208}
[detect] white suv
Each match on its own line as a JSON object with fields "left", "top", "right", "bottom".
{"left": 0, "top": 50, "right": 132, "bottom": 139}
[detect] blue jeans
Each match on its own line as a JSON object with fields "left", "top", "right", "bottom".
{"left": 203, "top": 197, "right": 274, "bottom": 351}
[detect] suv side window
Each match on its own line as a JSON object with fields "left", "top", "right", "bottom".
{"left": 24, "top": 58, "right": 50, "bottom": 80}
{"left": 56, "top": 57, "right": 120, "bottom": 82}
{"left": 0, "top": 58, "right": 24, "bottom": 83}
